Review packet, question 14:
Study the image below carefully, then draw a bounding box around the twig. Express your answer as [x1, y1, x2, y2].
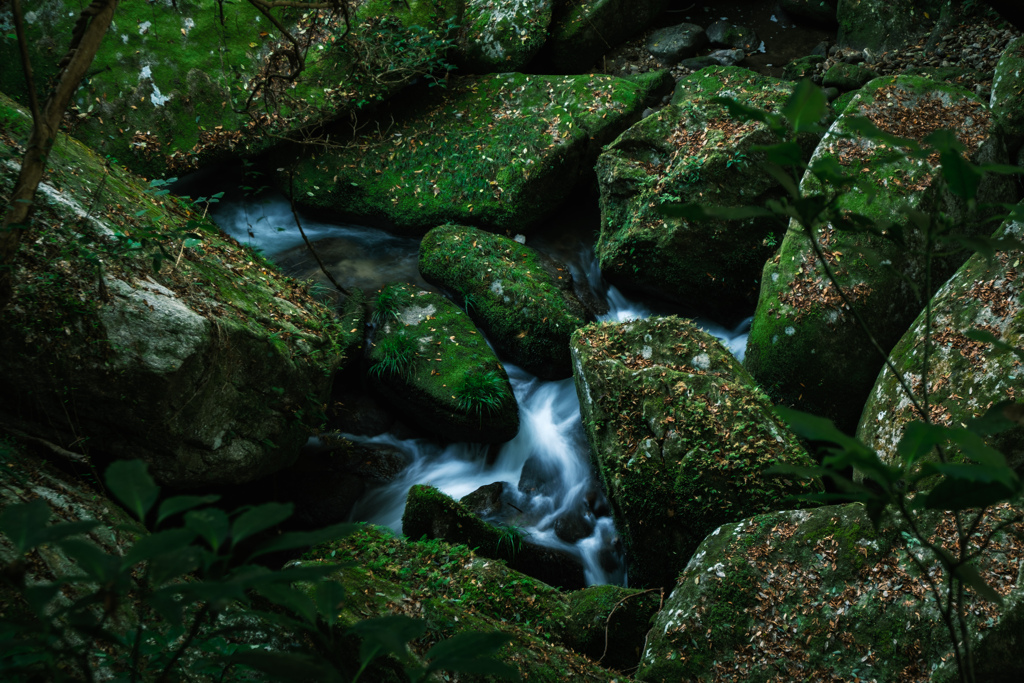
[287, 172, 351, 297]
[598, 588, 662, 663]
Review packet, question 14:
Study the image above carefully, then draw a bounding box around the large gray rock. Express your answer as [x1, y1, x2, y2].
[637, 503, 1024, 682]
[705, 21, 759, 51]
[857, 205, 1024, 473]
[837, 0, 946, 52]
[570, 317, 821, 589]
[745, 75, 1011, 434]
[0, 96, 353, 488]
[596, 67, 814, 312]
[645, 23, 709, 63]
[545, 0, 669, 72]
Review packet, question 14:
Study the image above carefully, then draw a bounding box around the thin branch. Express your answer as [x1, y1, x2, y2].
[287, 172, 351, 297]
[11, 0, 41, 123]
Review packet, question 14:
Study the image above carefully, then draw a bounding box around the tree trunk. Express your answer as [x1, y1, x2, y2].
[0, 0, 119, 311]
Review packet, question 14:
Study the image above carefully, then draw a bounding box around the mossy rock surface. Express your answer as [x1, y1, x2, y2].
[745, 75, 1006, 434]
[301, 525, 625, 682]
[403, 484, 585, 589]
[0, 94, 348, 487]
[561, 584, 661, 672]
[991, 35, 1024, 155]
[285, 71, 650, 234]
[459, 0, 553, 72]
[822, 61, 878, 91]
[596, 67, 813, 313]
[857, 205, 1024, 473]
[543, 0, 669, 72]
[570, 316, 821, 589]
[636, 503, 1024, 682]
[782, 54, 827, 81]
[836, 0, 945, 52]
[0, 0, 461, 177]
[419, 224, 587, 379]
[367, 283, 518, 443]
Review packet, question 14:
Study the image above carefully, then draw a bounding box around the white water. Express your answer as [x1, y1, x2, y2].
[211, 195, 750, 586]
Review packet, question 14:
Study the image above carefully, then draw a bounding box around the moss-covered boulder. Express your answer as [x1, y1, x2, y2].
[822, 61, 879, 91]
[837, 0, 945, 52]
[857, 206, 1024, 472]
[745, 75, 1008, 433]
[991, 36, 1024, 156]
[459, 0, 553, 72]
[285, 72, 651, 234]
[570, 317, 821, 589]
[304, 523, 661, 678]
[402, 484, 585, 589]
[367, 283, 518, 442]
[782, 54, 827, 81]
[543, 0, 669, 73]
[636, 503, 1024, 682]
[0, 0, 463, 177]
[419, 224, 587, 379]
[0, 95, 351, 487]
[595, 67, 814, 312]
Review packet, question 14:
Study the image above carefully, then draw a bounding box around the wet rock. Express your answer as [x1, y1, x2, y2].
[991, 36, 1024, 156]
[677, 55, 721, 71]
[705, 21, 759, 51]
[571, 317, 821, 589]
[545, 0, 670, 72]
[325, 389, 396, 437]
[596, 67, 817, 313]
[822, 61, 879, 90]
[419, 224, 588, 380]
[403, 485, 585, 589]
[708, 48, 746, 66]
[745, 75, 1012, 434]
[518, 455, 562, 497]
[553, 503, 596, 543]
[781, 0, 838, 27]
[586, 487, 612, 518]
[637, 503, 1024, 682]
[285, 72, 653, 235]
[858, 204, 1024, 475]
[645, 23, 709, 63]
[562, 585, 661, 673]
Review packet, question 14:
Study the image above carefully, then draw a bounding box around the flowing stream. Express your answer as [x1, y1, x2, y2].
[211, 193, 751, 586]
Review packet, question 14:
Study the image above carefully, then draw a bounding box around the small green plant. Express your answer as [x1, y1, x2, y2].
[371, 285, 403, 325]
[455, 369, 510, 420]
[495, 525, 528, 561]
[370, 332, 419, 379]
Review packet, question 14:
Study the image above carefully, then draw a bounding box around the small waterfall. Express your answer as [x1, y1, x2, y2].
[210, 196, 752, 586]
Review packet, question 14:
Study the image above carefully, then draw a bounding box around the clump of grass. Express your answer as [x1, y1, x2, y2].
[370, 332, 419, 379]
[455, 369, 510, 419]
[371, 284, 403, 325]
[495, 524, 528, 561]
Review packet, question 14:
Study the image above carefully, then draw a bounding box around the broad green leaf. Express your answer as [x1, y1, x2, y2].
[938, 148, 981, 200]
[946, 429, 1013, 470]
[40, 520, 101, 545]
[122, 528, 198, 567]
[760, 163, 801, 199]
[24, 583, 63, 616]
[227, 650, 341, 681]
[231, 502, 294, 547]
[257, 583, 317, 624]
[965, 328, 1024, 362]
[710, 96, 770, 124]
[185, 508, 231, 552]
[246, 522, 359, 562]
[156, 494, 221, 526]
[419, 631, 519, 681]
[754, 140, 805, 167]
[104, 460, 159, 522]
[59, 538, 122, 584]
[348, 615, 426, 665]
[148, 545, 205, 585]
[897, 421, 949, 465]
[953, 563, 1004, 605]
[782, 79, 827, 134]
[0, 499, 52, 552]
[314, 580, 348, 627]
[964, 400, 1022, 436]
[922, 466, 1016, 511]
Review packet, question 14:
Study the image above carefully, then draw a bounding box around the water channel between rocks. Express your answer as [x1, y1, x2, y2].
[211, 194, 752, 587]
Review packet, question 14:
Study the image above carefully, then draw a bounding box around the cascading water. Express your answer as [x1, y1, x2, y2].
[211, 193, 751, 586]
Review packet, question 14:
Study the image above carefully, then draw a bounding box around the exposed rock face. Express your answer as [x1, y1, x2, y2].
[991, 36, 1024, 156]
[745, 75, 1011, 434]
[636, 503, 1024, 683]
[857, 205, 1024, 473]
[460, 0, 553, 72]
[0, 95, 353, 488]
[822, 61, 879, 90]
[367, 283, 519, 443]
[705, 21, 759, 51]
[285, 72, 652, 234]
[544, 0, 670, 72]
[419, 224, 588, 379]
[645, 24, 709, 63]
[837, 0, 947, 53]
[570, 317, 821, 589]
[596, 67, 813, 313]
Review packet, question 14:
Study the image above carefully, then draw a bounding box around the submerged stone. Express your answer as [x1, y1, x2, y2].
[419, 224, 588, 379]
[570, 316, 821, 589]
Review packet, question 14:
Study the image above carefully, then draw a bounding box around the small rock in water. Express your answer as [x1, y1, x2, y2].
[514, 234, 526, 244]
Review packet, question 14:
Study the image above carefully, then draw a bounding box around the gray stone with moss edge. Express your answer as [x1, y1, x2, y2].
[0, 94, 352, 488]
[857, 204, 1024, 474]
[419, 224, 588, 379]
[284, 71, 652, 235]
[367, 283, 518, 443]
[744, 75, 1011, 434]
[570, 316, 822, 589]
[822, 61, 878, 91]
[596, 67, 813, 312]
[991, 36, 1024, 156]
[836, 0, 946, 52]
[636, 502, 1024, 682]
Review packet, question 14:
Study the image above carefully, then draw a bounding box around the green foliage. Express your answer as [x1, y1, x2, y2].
[455, 369, 511, 419]
[371, 284, 403, 325]
[495, 525, 528, 562]
[667, 78, 1024, 683]
[369, 332, 419, 379]
[0, 460, 517, 682]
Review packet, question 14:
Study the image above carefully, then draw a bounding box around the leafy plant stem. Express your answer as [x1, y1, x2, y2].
[160, 602, 212, 679]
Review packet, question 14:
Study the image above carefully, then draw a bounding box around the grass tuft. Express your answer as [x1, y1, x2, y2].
[370, 332, 419, 379]
[455, 369, 510, 419]
[372, 285, 403, 325]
